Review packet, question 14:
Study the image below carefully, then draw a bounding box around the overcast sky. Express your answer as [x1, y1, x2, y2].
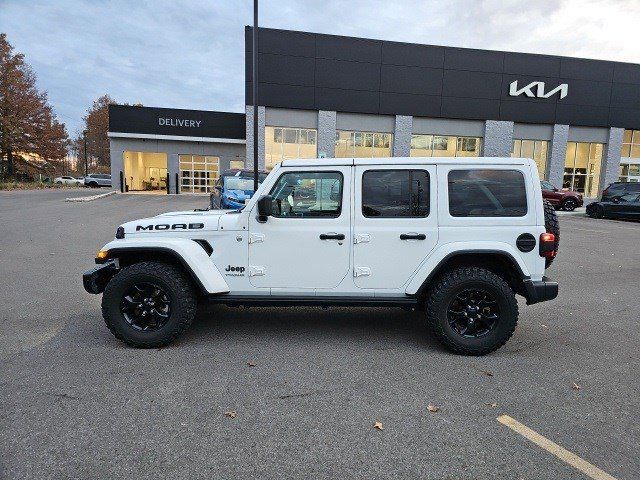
[1, 0, 639, 136]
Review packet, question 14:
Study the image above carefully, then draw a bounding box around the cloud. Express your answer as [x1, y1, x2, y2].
[1, 0, 638, 135]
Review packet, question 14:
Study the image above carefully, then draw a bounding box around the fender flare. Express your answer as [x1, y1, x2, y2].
[97, 238, 230, 295]
[405, 243, 530, 296]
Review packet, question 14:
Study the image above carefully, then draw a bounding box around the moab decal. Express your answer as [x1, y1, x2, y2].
[136, 223, 204, 231]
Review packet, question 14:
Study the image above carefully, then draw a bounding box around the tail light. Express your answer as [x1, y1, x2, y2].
[539, 232, 556, 258]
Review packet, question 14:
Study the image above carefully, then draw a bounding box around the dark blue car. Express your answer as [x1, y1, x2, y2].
[213, 169, 268, 209]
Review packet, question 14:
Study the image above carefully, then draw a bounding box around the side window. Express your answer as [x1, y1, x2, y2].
[269, 171, 343, 218]
[362, 170, 429, 217]
[448, 169, 527, 217]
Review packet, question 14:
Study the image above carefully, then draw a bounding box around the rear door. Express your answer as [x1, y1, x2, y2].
[353, 165, 438, 289]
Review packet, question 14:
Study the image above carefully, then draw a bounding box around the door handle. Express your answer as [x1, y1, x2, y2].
[320, 233, 345, 240]
[400, 233, 426, 240]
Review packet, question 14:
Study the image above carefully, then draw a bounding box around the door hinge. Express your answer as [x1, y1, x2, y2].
[354, 266, 371, 277]
[248, 266, 266, 277]
[249, 233, 265, 244]
[354, 233, 371, 244]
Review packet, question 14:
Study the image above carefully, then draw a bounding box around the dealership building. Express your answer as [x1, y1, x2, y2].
[109, 27, 640, 196]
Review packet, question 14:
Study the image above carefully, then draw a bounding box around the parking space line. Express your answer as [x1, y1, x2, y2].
[497, 415, 618, 480]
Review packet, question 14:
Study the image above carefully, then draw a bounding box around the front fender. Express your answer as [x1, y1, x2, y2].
[405, 242, 530, 295]
[98, 237, 229, 294]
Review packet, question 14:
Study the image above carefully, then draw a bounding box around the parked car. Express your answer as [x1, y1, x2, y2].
[586, 193, 640, 220]
[54, 175, 84, 186]
[600, 181, 640, 201]
[211, 169, 268, 209]
[540, 180, 583, 211]
[84, 173, 112, 188]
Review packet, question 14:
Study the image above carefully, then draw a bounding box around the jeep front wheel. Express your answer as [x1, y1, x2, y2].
[425, 267, 518, 356]
[101, 261, 197, 348]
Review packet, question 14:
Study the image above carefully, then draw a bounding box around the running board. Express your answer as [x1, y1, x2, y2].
[206, 294, 419, 308]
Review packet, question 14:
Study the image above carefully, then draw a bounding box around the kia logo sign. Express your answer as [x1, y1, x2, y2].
[158, 118, 202, 128]
[509, 80, 568, 99]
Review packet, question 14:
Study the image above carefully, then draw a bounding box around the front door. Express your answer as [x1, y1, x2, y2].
[248, 167, 351, 290]
[353, 165, 438, 289]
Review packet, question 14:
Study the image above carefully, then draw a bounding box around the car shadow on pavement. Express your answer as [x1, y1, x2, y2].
[181, 304, 444, 351]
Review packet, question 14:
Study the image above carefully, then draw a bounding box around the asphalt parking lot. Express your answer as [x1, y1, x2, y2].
[1, 189, 638, 480]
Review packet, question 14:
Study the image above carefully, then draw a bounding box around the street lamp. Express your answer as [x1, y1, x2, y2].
[83, 129, 88, 177]
[252, 0, 259, 191]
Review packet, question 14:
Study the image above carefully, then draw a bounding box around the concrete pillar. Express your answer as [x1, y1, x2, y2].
[392, 115, 413, 157]
[547, 124, 569, 188]
[245, 105, 265, 170]
[599, 127, 624, 195]
[482, 120, 514, 157]
[168, 153, 179, 194]
[317, 110, 336, 158]
[108, 139, 123, 191]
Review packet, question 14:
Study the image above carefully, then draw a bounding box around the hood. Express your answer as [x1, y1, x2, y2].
[225, 189, 253, 199]
[121, 210, 225, 235]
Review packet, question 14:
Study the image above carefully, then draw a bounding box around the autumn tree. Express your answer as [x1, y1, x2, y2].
[72, 94, 115, 171]
[0, 33, 69, 180]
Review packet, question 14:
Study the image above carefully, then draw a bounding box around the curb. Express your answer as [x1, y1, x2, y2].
[65, 190, 117, 203]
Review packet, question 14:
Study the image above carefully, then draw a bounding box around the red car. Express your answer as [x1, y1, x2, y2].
[540, 180, 583, 211]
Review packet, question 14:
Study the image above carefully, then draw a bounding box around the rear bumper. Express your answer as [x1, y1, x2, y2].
[83, 261, 118, 294]
[523, 277, 558, 305]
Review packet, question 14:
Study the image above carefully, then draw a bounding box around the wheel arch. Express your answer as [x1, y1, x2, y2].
[411, 250, 529, 303]
[97, 241, 229, 295]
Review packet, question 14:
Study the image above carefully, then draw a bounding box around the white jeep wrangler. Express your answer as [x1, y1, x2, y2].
[84, 157, 559, 355]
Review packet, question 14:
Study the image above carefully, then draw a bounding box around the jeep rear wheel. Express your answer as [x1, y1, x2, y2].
[425, 267, 518, 356]
[101, 261, 197, 348]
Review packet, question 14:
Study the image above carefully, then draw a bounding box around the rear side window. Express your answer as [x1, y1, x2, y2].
[448, 169, 527, 217]
[362, 169, 429, 217]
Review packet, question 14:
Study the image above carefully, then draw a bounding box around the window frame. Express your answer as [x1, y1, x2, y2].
[361, 169, 431, 219]
[447, 168, 528, 218]
[267, 170, 344, 219]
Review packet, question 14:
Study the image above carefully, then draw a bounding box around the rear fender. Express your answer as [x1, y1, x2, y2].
[405, 242, 530, 295]
[98, 238, 229, 294]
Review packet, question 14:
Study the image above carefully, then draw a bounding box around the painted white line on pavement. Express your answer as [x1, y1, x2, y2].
[65, 190, 117, 202]
[497, 415, 617, 480]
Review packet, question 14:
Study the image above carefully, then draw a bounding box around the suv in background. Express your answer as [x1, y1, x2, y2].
[540, 180, 583, 211]
[601, 181, 640, 201]
[212, 169, 268, 209]
[84, 173, 112, 188]
[84, 157, 559, 356]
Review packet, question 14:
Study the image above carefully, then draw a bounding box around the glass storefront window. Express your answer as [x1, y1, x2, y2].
[621, 129, 640, 158]
[512, 139, 549, 180]
[619, 162, 640, 182]
[265, 126, 317, 170]
[410, 135, 481, 157]
[179, 155, 220, 194]
[335, 130, 393, 158]
[563, 142, 603, 197]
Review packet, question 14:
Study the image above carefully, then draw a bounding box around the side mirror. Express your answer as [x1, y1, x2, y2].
[257, 195, 273, 222]
[612, 197, 620, 204]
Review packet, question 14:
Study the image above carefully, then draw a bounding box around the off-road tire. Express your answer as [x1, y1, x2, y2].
[425, 267, 518, 356]
[543, 199, 559, 268]
[561, 198, 577, 211]
[101, 261, 197, 348]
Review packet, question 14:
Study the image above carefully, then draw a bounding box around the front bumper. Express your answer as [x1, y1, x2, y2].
[523, 277, 558, 305]
[83, 261, 118, 294]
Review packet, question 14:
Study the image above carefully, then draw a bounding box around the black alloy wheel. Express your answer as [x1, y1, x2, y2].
[120, 282, 171, 331]
[563, 198, 577, 211]
[447, 288, 499, 338]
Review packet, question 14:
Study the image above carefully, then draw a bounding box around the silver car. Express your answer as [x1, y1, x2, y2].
[84, 174, 112, 188]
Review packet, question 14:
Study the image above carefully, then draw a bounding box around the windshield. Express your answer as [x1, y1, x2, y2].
[224, 174, 266, 191]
